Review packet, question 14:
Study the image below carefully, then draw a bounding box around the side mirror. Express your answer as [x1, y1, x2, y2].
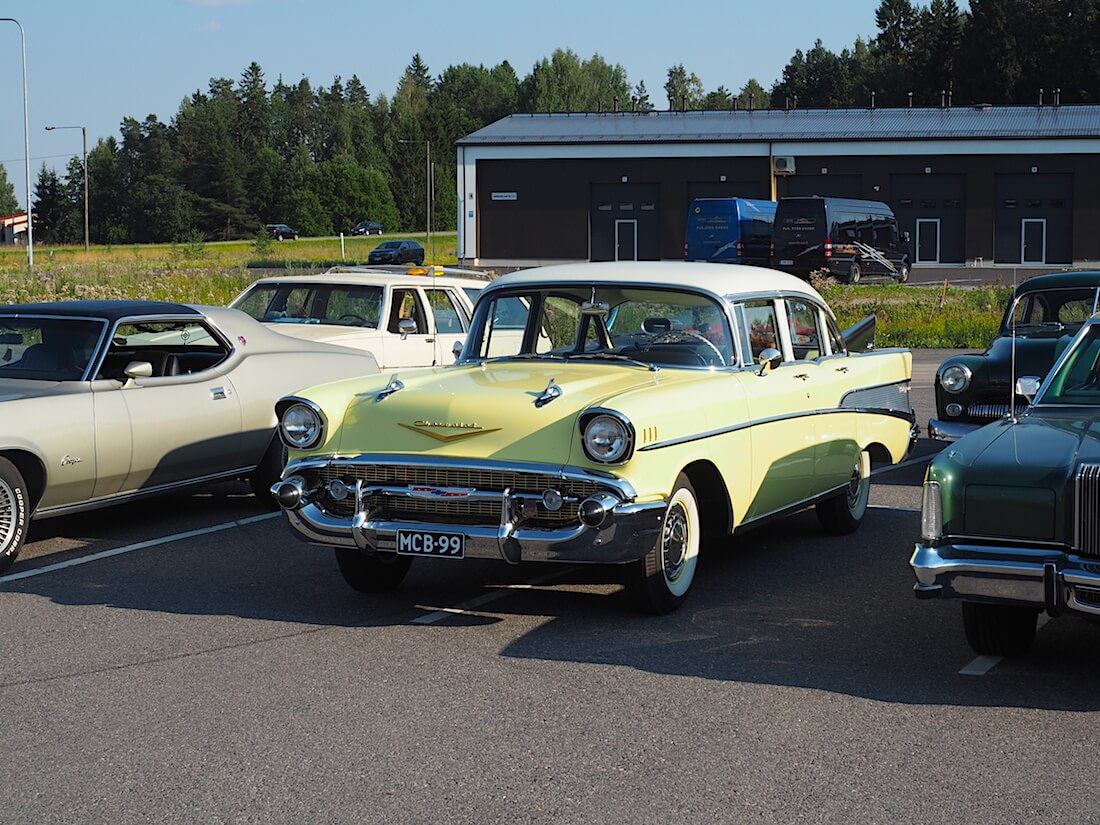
[1015, 375, 1042, 402]
[452, 339, 464, 362]
[756, 347, 782, 376]
[124, 360, 154, 379]
[902, 231, 911, 244]
[398, 318, 418, 338]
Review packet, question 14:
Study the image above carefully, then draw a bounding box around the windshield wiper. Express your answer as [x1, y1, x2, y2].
[564, 352, 659, 371]
[1011, 321, 1066, 333]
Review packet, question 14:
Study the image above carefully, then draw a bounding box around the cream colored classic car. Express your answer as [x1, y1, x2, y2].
[230, 266, 488, 369]
[0, 300, 379, 574]
[272, 262, 916, 613]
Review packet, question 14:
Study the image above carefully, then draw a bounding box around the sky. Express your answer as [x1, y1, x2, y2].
[0, 0, 890, 211]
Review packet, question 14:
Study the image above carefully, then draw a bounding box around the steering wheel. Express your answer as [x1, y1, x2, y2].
[338, 313, 367, 325]
[653, 329, 727, 366]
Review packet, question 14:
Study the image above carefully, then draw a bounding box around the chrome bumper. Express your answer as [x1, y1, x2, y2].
[927, 417, 980, 442]
[283, 499, 666, 564]
[911, 541, 1100, 616]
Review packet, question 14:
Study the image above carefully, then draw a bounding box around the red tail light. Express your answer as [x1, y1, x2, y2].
[824, 237, 833, 259]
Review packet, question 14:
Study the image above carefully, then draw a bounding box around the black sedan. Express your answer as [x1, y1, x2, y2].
[351, 220, 383, 236]
[266, 224, 299, 241]
[367, 240, 424, 265]
[929, 271, 1100, 441]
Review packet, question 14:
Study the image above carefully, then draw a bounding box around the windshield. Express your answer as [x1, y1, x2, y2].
[1038, 324, 1100, 405]
[376, 242, 400, 250]
[0, 316, 106, 380]
[233, 283, 383, 328]
[1003, 287, 1098, 336]
[465, 285, 735, 369]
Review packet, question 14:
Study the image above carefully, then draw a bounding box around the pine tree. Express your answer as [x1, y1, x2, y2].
[0, 164, 18, 216]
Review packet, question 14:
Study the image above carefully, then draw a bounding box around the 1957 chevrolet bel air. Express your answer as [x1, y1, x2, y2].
[272, 262, 916, 613]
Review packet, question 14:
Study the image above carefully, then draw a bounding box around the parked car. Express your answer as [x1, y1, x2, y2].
[929, 271, 1100, 441]
[913, 313, 1100, 654]
[0, 300, 379, 575]
[351, 220, 384, 236]
[266, 224, 299, 241]
[684, 197, 776, 266]
[270, 262, 917, 613]
[231, 265, 489, 369]
[772, 196, 910, 283]
[368, 240, 424, 265]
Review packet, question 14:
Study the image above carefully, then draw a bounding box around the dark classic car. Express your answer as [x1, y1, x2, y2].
[930, 271, 1100, 441]
[912, 314, 1100, 654]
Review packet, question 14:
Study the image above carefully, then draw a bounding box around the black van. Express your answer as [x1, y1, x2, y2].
[772, 196, 910, 283]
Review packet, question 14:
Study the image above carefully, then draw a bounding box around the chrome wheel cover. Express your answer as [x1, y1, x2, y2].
[662, 502, 689, 583]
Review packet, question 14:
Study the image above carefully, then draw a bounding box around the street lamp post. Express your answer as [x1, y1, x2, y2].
[45, 125, 88, 251]
[1, 18, 32, 268]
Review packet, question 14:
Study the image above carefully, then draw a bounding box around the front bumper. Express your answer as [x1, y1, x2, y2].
[927, 417, 980, 442]
[911, 540, 1100, 616]
[275, 456, 666, 565]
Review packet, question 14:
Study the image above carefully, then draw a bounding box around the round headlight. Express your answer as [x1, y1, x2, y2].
[582, 413, 632, 464]
[281, 403, 323, 449]
[939, 364, 971, 394]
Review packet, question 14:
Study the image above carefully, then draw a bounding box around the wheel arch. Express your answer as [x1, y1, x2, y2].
[680, 459, 732, 537]
[864, 441, 893, 469]
[0, 449, 47, 510]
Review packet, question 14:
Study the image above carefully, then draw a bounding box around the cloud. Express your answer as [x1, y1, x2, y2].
[193, 20, 223, 32]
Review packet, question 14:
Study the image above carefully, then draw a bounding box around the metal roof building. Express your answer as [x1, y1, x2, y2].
[455, 106, 1100, 269]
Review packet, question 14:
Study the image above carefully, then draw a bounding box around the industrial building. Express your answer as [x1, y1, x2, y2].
[455, 105, 1100, 269]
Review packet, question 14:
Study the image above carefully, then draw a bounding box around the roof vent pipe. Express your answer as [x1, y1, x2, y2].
[613, 96, 619, 113]
[681, 94, 686, 112]
[870, 90, 876, 110]
[1055, 87, 1061, 106]
[940, 89, 946, 108]
[948, 89, 953, 107]
[631, 96, 637, 113]
[748, 91, 755, 111]
[1038, 88, 1044, 107]
[908, 91, 913, 108]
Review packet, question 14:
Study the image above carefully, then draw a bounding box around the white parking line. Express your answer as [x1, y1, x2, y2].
[411, 568, 576, 624]
[870, 452, 938, 477]
[0, 512, 280, 584]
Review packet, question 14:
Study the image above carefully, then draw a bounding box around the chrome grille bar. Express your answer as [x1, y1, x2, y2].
[966, 403, 1010, 421]
[1076, 463, 1100, 557]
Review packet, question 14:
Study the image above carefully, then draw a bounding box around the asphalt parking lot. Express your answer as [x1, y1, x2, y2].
[4, 349, 1099, 824]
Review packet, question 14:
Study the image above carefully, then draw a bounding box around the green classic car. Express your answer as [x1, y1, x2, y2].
[913, 314, 1100, 654]
[273, 262, 916, 613]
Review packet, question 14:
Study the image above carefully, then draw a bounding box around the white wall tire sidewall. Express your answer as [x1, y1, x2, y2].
[663, 485, 700, 598]
[848, 453, 870, 522]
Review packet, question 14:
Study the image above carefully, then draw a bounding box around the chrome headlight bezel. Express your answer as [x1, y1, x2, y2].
[939, 364, 972, 394]
[278, 399, 325, 450]
[579, 409, 635, 465]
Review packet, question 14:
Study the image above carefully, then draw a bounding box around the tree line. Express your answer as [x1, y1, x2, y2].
[3, 0, 1098, 246]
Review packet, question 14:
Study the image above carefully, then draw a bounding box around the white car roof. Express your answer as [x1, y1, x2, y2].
[483, 261, 826, 303]
[246, 265, 490, 291]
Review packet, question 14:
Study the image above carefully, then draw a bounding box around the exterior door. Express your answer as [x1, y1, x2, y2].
[1022, 219, 1046, 264]
[916, 218, 940, 263]
[615, 220, 637, 261]
[381, 288, 435, 368]
[423, 287, 469, 365]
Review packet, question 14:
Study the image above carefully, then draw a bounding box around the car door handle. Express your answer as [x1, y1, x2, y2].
[793, 373, 809, 381]
[835, 366, 849, 373]
[425, 337, 435, 343]
[210, 387, 227, 400]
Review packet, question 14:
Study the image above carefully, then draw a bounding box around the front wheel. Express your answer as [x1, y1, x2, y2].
[816, 450, 870, 534]
[962, 601, 1039, 656]
[335, 549, 413, 592]
[0, 457, 29, 575]
[249, 435, 288, 504]
[847, 261, 862, 284]
[895, 262, 910, 283]
[625, 473, 700, 614]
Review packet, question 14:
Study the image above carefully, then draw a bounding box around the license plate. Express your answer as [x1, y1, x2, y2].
[779, 259, 794, 266]
[396, 529, 465, 558]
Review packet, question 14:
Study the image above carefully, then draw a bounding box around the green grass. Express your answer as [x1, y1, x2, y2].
[0, 240, 1011, 348]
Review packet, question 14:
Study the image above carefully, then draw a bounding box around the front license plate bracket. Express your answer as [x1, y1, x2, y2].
[396, 529, 465, 558]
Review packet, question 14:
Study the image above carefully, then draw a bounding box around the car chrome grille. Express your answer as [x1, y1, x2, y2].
[1074, 586, 1100, 607]
[966, 403, 1010, 421]
[313, 463, 601, 527]
[1076, 463, 1100, 557]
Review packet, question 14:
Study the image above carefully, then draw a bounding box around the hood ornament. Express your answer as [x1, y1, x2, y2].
[535, 378, 562, 408]
[376, 375, 404, 402]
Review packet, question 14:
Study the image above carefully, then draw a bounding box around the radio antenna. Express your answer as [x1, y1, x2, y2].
[1010, 269, 1018, 423]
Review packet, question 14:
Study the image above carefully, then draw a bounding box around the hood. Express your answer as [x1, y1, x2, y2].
[979, 335, 1074, 384]
[331, 361, 664, 464]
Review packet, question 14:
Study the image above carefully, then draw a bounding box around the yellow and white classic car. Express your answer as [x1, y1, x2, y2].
[272, 262, 916, 613]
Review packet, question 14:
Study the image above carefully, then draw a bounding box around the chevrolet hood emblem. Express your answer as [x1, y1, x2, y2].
[398, 421, 501, 443]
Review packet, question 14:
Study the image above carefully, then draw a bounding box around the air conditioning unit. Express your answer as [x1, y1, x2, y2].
[772, 156, 796, 175]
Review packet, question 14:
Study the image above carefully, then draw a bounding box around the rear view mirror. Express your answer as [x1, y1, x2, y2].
[0, 333, 22, 345]
[1015, 375, 1041, 401]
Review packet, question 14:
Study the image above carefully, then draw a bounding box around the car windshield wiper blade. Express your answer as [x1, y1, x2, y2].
[485, 353, 566, 362]
[1011, 321, 1065, 331]
[564, 352, 659, 371]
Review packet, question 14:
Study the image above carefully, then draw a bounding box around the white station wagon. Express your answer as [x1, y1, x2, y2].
[231, 266, 489, 369]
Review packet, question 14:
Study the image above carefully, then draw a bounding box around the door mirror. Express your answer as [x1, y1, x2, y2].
[902, 230, 911, 244]
[397, 318, 418, 338]
[756, 348, 782, 375]
[452, 339, 464, 361]
[1015, 375, 1042, 401]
